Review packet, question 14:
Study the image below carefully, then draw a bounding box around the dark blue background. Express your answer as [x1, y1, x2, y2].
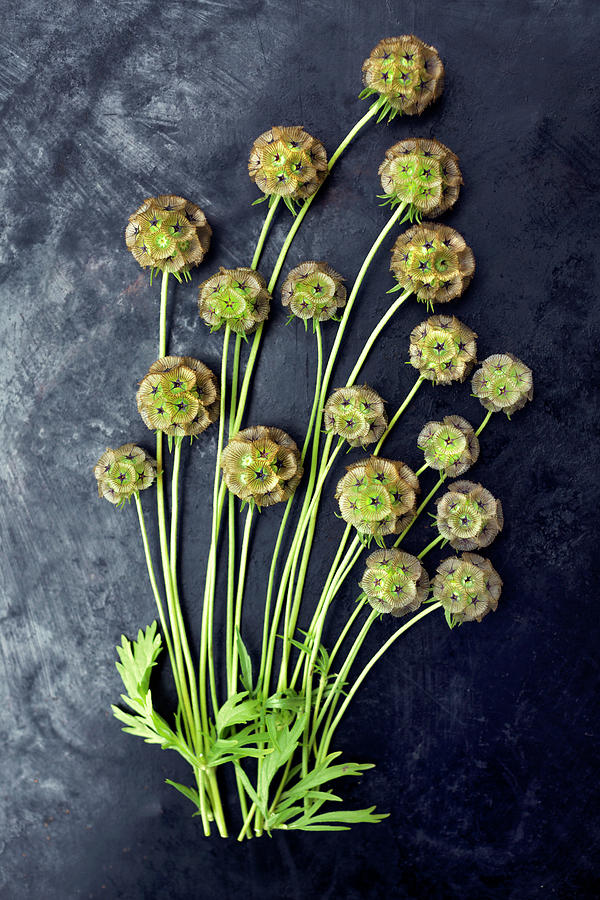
[1, 0, 598, 897]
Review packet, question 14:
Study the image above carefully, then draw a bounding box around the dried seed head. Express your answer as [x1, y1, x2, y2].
[432, 553, 502, 625]
[359, 548, 430, 617]
[436, 481, 504, 551]
[409, 315, 477, 384]
[472, 354, 533, 417]
[136, 356, 219, 437]
[362, 35, 444, 116]
[248, 126, 328, 203]
[335, 457, 420, 538]
[221, 426, 303, 507]
[417, 415, 480, 477]
[379, 138, 462, 217]
[125, 195, 211, 274]
[94, 443, 156, 506]
[391, 224, 475, 305]
[324, 385, 387, 448]
[281, 261, 346, 322]
[198, 267, 271, 336]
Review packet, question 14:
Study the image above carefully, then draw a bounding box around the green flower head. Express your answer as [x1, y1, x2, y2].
[432, 553, 502, 626]
[472, 354, 533, 417]
[221, 426, 303, 508]
[379, 138, 462, 217]
[198, 267, 271, 336]
[417, 415, 480, 477]
[436, 481, 504, 552]
[94, 443, 156, 506]
[359, 548, 429, 617]
[391, 223, 475, 305]
[248, 126, 328, 206]
[335, 457, 420, 539]
[137, 356, 220, 438]
[281, 261, 346, 322]
[361, 35, 444, 118]
[125, 194, 211, 275]
[324, 385, 387, 448]
[409, 315, 477, 384]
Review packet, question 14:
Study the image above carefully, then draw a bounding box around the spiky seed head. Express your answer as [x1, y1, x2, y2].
[94, 443, 156, 505]
[391, 223, 475, 305]
[409, 315, 477, 384]
[360, 548, 429, 617]
[125, 195, 211, 274]
[324, 385, 387, 448]
[136, 356, 219, 437]
[436, 481, 504, 551]
[379, 138, 462, 217]
[362, 35, 444, 116]
[220, 426, 303, 507]
[472, 354, 533, 416]
[417, 416, 480, 477]
[433, 553, 502, 625]
[281, 261, 346, 322]
[198, 267, 271, 336]
[335, 456, 420, 538]
[248, 126, 328, 203]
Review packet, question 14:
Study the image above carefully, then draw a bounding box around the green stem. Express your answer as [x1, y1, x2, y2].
[345, 288, 412, 387]
[415, 462, 429, 478]
[230, 502, 254, 694]
[392, 473, 446, 549]
[169, 437, 183, 581]
[328, 100, 381, 168]
[251, 196, 281, 270]
[373, 375, 425, 456]
[418, 534, 444, 559]
[476, 409, 493, 436]
[159, 270, 169, 357]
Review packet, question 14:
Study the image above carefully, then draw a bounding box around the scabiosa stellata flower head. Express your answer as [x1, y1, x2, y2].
[361, 35, 444, 120]
[409, 315, 477, 384]
[125, 195, 211, 278]
[198, 267, 271, 337]
[136, 356, 219, 438]
[390, 223, 475, 306]
[248, 126, 328, 211]
[379, 138, 462, 218]
[432, 553, 502, 626]
[94, 444, 156, 506]
[436, 481, 504, 551]
[359, 548, 429, 617]
[417, 416, 480, 477]
[221, 426, 303, 508]
[335, 457, 420, 541]
[281, 261, 346, 322]
[324, 385, 387, 448]
[472, 354, 533, 417]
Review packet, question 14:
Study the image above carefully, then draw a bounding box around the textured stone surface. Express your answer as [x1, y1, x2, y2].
[1, 0, 599, 897]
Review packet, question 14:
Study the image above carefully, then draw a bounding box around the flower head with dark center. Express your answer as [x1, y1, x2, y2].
[390, 223, 475, 305]
[409, 315, 477, 384]
[359, 548, 429, 617]
[324, 385, 387, 448]
[281, 261, 346, 322]
[472, 354, 533, 416]
[137, 356, 219, 437]
[94, 444, 156, 505]
[436, 481, 504, 551]
[361, 35, 444, 117]
[335, 457, 420, 538]
[125, 195, 211, 275]
[248, 126, 328, 205]
[379, 138, 462, 217]
[198, 267, 271, 336]
[220, 426, 303, 508]
[417, 415, 480, 477]
[433, 553, 502, 625]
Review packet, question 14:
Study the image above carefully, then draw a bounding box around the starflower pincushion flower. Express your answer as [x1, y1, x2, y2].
[409, 315, 477, 384]
[417, 416, 480, 476]
[323, 385, 387, 448]
[435, 481, 504, 551]
[281, 261, 346, 322]
[248, 126, 328, 205]
[198, 268, 271, 336]
[472, 354, 533, 416]
[137, 356, 220, 437]
[361, 35, 444, 117]
[432, 553, 502, 624]
[335, 457, 419, 538]
[125, 195, 212, 275]
[221, 426, 303, 507]
[94, 444, 156, 505]
[390, 224, 475, 304]
[359, 548, 429, 617]
[379, 138, 462, 216]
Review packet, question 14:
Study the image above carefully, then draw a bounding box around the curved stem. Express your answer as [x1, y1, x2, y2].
[392, 473, 446, 548]
[476, 409, 493, 436]
[230, 503, 255, 694]
[328, 101, 381, 168]
[345, 289, 412, 387]
[418, 533, 444, 559]
[373, 376, 425, 455]
[251, 196, 281, 270]
[415, 462, 430, 478]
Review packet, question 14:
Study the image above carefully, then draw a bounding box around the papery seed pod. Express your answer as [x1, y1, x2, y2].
[379, 138, 462, 217]
[436, 481, 504, 551]
[432, 553, 502, 624]
[281, 261, 346, 322]
[137, 356, 219, 437]
[472, 354, 533, 416]
[324, 385, 387, 448]
[94, 443, 156, 505]
[390, 224, 475, 305]
[248, 126, 328, 203]
[409, 315, 477, 384]
[221, 426, 303, 507]
[361, 35, 444, 116]
[198, 267, 271, 336]
[335, 457, 419, 538]
[125, 195, 211, 274]
[359, 548, 429, 617]
[417, 416, 480, 477]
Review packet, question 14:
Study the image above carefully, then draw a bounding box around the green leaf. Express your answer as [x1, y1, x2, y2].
[279, 752, 375, 802]
[115, 622, 162, 703]
[251, 195, 268, 206]
[165, 780, 200, 810]
[235, 628, 254, 694]
[215, 692, 260, 734]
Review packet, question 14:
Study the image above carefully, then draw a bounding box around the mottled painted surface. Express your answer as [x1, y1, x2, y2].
[1, 0, 598, 897]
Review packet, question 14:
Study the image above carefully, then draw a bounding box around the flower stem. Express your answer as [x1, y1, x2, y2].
[392, 473, 446, 549]
[251, 196, 281, 270]
[169, 436, 183, 581]
[328, 100, 381, 168]
[476, 409, 493, 436]
[373, 375, 425, 455]
[418, 534, 444, 559]
[230, 502, 255, 694]
[159, 269, 169, 358]
[345, 288, 412, 387]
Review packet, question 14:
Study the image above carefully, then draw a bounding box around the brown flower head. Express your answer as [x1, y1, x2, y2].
[94, 443, 156, 506]
[409, 315, 477, 384]
[281, 261, 346, 322]
[361, 35, 444, 119]
[379, 138, 462, 217]
[436, 481, 504, 551]
[359, 548, 429, 617]
[390, 224, 475, 306]
[137, 356, 219, 437]
[417, 416, 480, 477]
[248, 126, 328, 209]
[220, 426, 303, 508]
[472, 354, 533, 417]
[335, 457, 419, 540]
[125, 195, 211, 277]
[432, 553, 502, 626]
[198, 267, 271, 336]
[324, 385, 387, 448]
